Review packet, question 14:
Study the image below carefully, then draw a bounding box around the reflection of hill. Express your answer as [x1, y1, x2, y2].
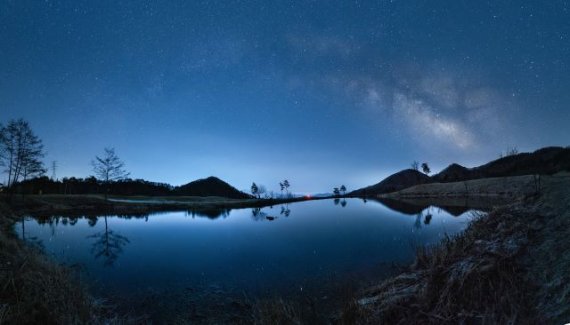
[374, 196, 506, 216]
[373, 198, 427, 215]
[188, 208, 231, 219]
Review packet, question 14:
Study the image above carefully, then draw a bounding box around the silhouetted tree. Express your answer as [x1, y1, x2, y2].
[421, 162, 431, 175]
[279, 182, 284, 197]
[333, 187, 340, 196]
[91, 148, 129, 200]
[340, 185, 347, 195]
[283, 179, 290, 197]
[411, 160, 419, 171]
[251, 182, 259, 198]
[0, 119, 46, 190]
[500, 146, 519, 158]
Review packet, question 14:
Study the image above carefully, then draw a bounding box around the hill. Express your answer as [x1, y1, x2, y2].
[350, 169, 433, 196]
[173, 176, 252, 199]
[352, 146, 570, 196]
[433, 146, 570, 182]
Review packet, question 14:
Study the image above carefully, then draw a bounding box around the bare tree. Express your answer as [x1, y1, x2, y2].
[91, 148, 129, 199]
[282, 179, 290, 197]
[340, 185, 347, 196]
[500, 146, 519, 158]
[411, 161, 419, 171]
[0, 119, 46, 190]
[257, 184, 267, 199]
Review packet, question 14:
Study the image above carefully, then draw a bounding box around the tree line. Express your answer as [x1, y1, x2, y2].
[0, 118, 292, 199]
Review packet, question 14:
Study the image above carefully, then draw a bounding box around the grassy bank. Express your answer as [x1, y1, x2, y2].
[4, 193, 320, 217]
[383, 174, 540, 198]
[0, 199, 97, 323]
[3, 174, 569, 323]
[345, 174, 570, 323]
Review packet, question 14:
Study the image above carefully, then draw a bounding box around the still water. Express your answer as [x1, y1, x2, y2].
[18, 198, 479, 319]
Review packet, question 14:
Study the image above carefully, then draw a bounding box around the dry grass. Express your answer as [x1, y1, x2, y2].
[0, 200, 95, 323]
[0, 198, 139, 324]
[350, 206, 543, 324]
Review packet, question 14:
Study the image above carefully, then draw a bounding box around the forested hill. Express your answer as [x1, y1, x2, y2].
[173, 176, 252, 199]
[14, 176, 252, 199]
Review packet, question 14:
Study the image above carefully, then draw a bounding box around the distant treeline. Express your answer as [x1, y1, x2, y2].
[13, 176, 174, 196]
[7, 175, 253, 199]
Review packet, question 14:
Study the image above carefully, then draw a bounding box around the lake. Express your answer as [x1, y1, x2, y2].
[17, 198, 481, 321]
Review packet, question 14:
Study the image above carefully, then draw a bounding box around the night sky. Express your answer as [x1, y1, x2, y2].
[1, 1, 569, 193]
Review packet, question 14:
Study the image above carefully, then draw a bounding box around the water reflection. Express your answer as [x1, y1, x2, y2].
[187, 208, 232, 219]
[18, 198, 486, 321]
[88, 216, 130, 267]
[251, 204, 291, 221]
[372, 196, 501, 216]
[280, 205, 291, 217]
[333, 198, 347, 207]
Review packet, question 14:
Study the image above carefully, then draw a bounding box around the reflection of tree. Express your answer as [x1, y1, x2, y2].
[280, 205, 291, 217]
[20, 217, 43, 249]
[333, 198, 347, 207]
[87, 217, 98, 227]
[414, 212, 423, 230]
[251, 207, 267, 221]
[88, 216, 129, 267]
[424, 214, 432, 225]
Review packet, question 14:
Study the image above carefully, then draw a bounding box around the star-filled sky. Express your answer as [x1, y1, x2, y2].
[1, 0, 569, 193]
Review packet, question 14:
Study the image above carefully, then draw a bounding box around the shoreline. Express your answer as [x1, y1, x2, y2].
[3, 194, 329, 217]
[345, 174, 570, 323]
[2, 174, 569, 323]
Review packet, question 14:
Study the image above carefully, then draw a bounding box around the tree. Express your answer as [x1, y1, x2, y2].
[282, 179, 290, 197]
[411, 160, 419, 171]
[279, 182, 284, 197]
[499, 146, 519, 158]
[0, 119, 46, 190]
[91, 148, 129, 199]
[421, 162, 431, 175]
[340, 185, 347, 195]
[251, 182, 258, 198]
[257, 184, 267, 199]
[333, 187, 340, 196]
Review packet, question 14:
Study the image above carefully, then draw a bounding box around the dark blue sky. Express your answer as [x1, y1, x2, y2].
[1, 0, 569, 193]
